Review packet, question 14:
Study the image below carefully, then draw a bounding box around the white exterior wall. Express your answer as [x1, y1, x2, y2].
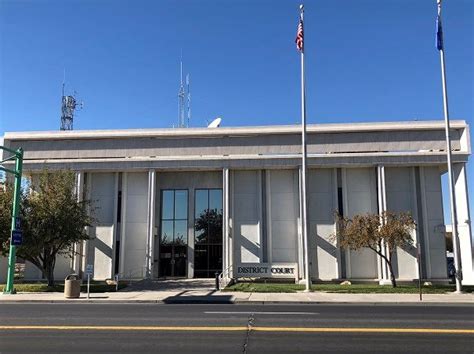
[385, 167, 418, 280]
[87, 173, 116, 280]
[54, 254, 74, 280]
[267, 170, 299, 263]
[421, 167, 447, 279]
[233, 171, 262, 264]
[2, 120, 470, 284]
[23, 255, 72, 281]
[344, 168, 378, 279]
[120, 172, 148, 279]
[23, 261, 41, 280]
[308, 169, 339, 280]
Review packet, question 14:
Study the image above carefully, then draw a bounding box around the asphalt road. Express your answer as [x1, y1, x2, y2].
[0, 303, 473, 353]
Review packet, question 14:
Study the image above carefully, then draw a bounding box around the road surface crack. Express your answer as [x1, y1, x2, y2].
[242, 312, 255, 353]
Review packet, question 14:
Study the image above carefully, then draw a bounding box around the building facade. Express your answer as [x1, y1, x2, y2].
[1, 120, 473, 285]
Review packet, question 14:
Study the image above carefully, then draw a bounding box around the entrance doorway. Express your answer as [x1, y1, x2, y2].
[194, 189, 223, 278]
[159, 190, 188, 277]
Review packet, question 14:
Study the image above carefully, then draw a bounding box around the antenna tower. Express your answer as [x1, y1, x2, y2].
[177, 58, 191, 128]
[186, 73, 191, 127]
[60, 75, 82, 131]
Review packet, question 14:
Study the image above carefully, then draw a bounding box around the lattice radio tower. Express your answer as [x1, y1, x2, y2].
[60, 75, 82, 131]
[177, 59, 191, 128]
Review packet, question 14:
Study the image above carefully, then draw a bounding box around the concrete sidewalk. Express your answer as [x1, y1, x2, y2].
[1, 289, 473, 304]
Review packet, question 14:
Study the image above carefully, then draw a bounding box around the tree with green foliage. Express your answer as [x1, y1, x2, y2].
[0, 170, 93, 286]
[0, 183, 15, 255]
[333, 211, 416, 288]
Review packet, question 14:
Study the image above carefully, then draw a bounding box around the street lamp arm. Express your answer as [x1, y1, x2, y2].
[0, 166, 20, 176]
[0, 146, 22, 156]
[1, 155, 17, 164]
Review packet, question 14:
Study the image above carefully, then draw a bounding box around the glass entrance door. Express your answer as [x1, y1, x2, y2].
[159, 190, 188, 277]
[194, 189, 223, 278]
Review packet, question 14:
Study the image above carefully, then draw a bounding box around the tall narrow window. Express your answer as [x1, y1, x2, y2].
[194, 189, 223, 278]
[159, 190, 188, 277]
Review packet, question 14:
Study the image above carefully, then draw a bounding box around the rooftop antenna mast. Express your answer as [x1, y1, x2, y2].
[177, 54, 191, 128]
[178, 59, 186, 128]
[60, 70, 82, 131]
[186, 73, 191, 127]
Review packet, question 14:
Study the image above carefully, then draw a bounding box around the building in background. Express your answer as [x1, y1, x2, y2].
[1, 120, 473, 285]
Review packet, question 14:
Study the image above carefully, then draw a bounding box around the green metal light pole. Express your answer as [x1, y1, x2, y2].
[1, 146, 23, 294]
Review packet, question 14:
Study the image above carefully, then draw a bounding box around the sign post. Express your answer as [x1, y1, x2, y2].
[86, 264, 94, 299]
[417, 243, 423, 301]
[1, 146, 23, 294]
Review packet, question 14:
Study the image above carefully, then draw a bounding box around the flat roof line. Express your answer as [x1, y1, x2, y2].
[2, 120, 468, 141]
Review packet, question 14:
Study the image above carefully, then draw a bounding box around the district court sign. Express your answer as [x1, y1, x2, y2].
[235, 263, 298, 279]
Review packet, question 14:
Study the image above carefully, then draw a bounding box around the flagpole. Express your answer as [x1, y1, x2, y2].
[437, 0, 462, 293]
[299, 4, 311, 292]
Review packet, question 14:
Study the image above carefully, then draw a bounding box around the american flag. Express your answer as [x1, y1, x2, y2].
[295, 18, 304, 52]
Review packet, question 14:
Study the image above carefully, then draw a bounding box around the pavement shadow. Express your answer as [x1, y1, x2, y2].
[161, 289, 234, 304]
[120, 279, 216, 292]
[162, 295, 234, 304]
[63, 296, 110, 300]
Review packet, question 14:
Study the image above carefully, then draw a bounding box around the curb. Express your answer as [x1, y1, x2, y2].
[0, 299, 167, 304]
[233, 300, 474, 305]
[1, 299, 473, 305]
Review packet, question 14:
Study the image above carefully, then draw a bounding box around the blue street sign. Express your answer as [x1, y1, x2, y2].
[15, 217, 21, 230]
[86, 264, 94, 275]
[11, 230, 22, 246]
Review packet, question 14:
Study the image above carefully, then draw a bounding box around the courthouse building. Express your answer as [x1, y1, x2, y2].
[1, 120, 473, 285]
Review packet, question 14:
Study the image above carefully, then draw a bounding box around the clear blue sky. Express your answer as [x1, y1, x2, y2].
[0, 0, 473, 223]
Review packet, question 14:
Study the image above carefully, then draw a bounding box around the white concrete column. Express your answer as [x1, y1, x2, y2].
[257, 171, 264, 262]
[411, 167, 424, 280]
[82, 172, 92, 279]
[187, 186, 194, 279]
[145, 170, 156, 279]
[230, 170, 235, 278]
[223, 168, 230, 278]
[73, 171, 84, 275]
[297, 166, 305, 281]
[119, 173, 127, 276]
[453, 163, 474, 285]
[418, 167, 432, 278]
[112, 173, 119, 276]
[265, 170, 272, 264]
[377, 165, 390, 284]
[332, 168, 343, 279]
[341, 168, 351, 279]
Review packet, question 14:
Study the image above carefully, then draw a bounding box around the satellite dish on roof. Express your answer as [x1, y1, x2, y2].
[207, 117, 222, 128]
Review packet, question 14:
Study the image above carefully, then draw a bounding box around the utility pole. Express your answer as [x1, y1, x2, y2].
[1, 146, 23, 294]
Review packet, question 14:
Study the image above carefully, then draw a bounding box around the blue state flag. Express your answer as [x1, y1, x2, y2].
[436, 15, 443, 50]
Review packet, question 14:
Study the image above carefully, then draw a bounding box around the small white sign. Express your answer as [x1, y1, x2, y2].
[86, 264, 94, 275]
[235, 263, 298, 279]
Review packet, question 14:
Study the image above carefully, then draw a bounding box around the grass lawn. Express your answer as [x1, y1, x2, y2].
[1, 281, 128, 293]
[224, 282, 474, 294]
